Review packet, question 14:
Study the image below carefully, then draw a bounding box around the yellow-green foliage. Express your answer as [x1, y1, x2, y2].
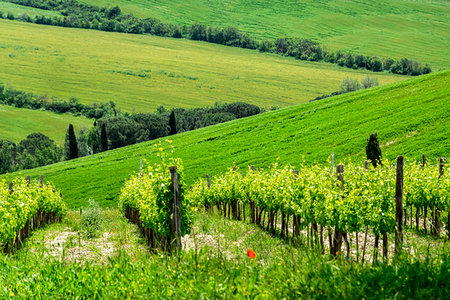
[188, 161, 450, 235]
[0, 177, 66, 245]
[0, 19, 404, 112]
[119, 142, 194, 236]
[0, 105, 92, 145]
[83, 0, 450, 69]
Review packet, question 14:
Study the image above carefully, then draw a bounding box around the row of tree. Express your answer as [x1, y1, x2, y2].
[0, 85, 117, 119]
[1, 0, 431, 76]
[0, 102, 261, 174]
[0, 123, 108, 174]
[94, 102, 261, 150]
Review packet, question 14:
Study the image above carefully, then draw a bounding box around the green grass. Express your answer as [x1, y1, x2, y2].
[1, 208, 448, 298]
[0, 1, 61, 18]
[2, 71, 448, 208]
[0, 104, 92, 145]
[81, 0, 450, 69]
[0, 19, 405, 113]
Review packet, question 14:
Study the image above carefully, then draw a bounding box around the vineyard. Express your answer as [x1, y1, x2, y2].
[0, 176, 66, 253]
[113, 144, 449, 263]
[118, 143, 195, 252]
[188, 156, 449, 262]
[0, 153, 448, 298]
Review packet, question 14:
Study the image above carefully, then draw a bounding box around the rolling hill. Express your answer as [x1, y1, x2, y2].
[2, 70, 448, 208]
[0, 105, 92, 145]
[81, 0, 450, 69]
[0, 19, 404, 113]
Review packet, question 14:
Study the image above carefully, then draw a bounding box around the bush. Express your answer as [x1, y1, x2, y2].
[340, 77, 361, 93]
[361, 76, 379, 89]
[80, 200, 102, 239]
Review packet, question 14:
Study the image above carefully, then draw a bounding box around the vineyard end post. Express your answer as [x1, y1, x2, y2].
[439, 158, 445, 178]
[169, 166, 182, 251]
[206, 174, 210, 189]
[8, 182, 14, 194]
[337, 165, 344, 191]
[39, 175, 44, 187]
[395, 155, 404, 254]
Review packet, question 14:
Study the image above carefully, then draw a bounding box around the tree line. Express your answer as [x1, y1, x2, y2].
[0, 85, 117, 119]
[0, 102, 261, 174]
[0, 0, 432, 76]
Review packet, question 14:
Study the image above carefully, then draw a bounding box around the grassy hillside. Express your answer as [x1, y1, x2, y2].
[0, 19, 404, 112]
[81, 0, 450, 69]
[3, 71, 448, 208]
[0, 105, 92, 145]
[0, 1, 61, 18]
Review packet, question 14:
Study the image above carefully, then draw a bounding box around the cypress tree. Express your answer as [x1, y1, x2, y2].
[169, 110, 177, 135]
[65, 124, 78, 160]
[100, 123, 108, 152]
[365, 132, 382, 167]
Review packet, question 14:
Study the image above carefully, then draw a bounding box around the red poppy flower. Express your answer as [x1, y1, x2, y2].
[247, 249, 256, 258]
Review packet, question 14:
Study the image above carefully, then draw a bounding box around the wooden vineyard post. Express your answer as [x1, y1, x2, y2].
[250, 165, 256, 224]
[139, 159, 143, 175]
[364, 160, 369, 170]
[438, 158, 445, 237]
[205, 174, 213, 214]
[331, 165, 344, 256]
[169, 166, 182, 252]
[206, 174, 211, 189]
[395, 155, 404, 255]
[8, 182, 14, 194]
[39, 175, 44, 187]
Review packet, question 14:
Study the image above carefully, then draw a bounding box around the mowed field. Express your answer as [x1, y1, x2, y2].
[3, 71, 448, 208]
[0, 19, 405, 112]
[82, 0, 450, 69]
[0, 105, 92, 145]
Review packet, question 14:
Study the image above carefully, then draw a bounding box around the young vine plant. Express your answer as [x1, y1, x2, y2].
[187, 159, 449, 237]
[118, 140, 194, 237]
[0, 177, 66, 248]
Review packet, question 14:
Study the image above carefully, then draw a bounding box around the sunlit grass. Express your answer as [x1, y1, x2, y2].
[1, 71, 448, 208]
[0, 19, 405, 112]
[0, 104, 92, 145]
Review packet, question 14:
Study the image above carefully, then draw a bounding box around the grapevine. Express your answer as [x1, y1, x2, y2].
[0, 177, 66, 251]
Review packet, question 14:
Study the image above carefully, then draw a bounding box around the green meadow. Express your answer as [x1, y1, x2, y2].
[0, 1, 61, 18]
[3, 71, 448, 208]
[82, 0, 450, 69]
[0, 19, 404, 113]
[0, 105, 92, 145]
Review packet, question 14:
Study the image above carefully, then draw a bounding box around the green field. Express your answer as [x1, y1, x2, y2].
[3, 71, 448, 208]
[0, 19, 405, 113]
[0, 105, 92, 145]
[81, 0, 450, 69]
[0, 1, 61, 18]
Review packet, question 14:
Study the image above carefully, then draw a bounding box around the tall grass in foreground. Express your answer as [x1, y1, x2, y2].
[0, 210, 448, 299]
